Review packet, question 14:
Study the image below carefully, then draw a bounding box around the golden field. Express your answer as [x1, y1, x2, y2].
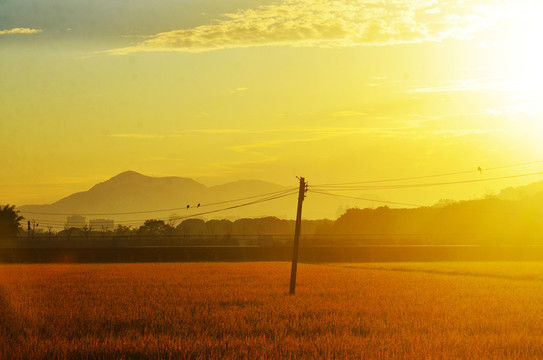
[2, 262, 543, 359]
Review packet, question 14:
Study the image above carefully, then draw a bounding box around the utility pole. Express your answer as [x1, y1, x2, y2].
[290, 176, 308, 295]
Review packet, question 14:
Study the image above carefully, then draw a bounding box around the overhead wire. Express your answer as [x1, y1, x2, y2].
[309, 189, 537, 217]
[19, 188, 297, 216]
[24, 190, 298, 228]
[309, 190, 424, 208]
[19, 159, 543, 229]
[310, 171, 543, 191]
[166, 190, 297, 223]
[312, 159, 543, 187]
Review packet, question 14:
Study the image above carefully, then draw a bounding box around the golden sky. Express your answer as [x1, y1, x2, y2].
[2, 0, 543, 207]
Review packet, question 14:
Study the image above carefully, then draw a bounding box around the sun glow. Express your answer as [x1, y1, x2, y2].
[499, 2, 543, 94]
[479, 1, 543, 139]
[5, 0, 543, 206]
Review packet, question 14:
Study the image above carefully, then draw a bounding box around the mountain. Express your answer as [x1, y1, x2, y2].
[17, 171, 364, 228]
[19, 171, 543, 230]
[496, 180, 543, 201]
[50, 171, 208, 212]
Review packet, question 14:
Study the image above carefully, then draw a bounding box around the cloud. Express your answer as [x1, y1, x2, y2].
[431, 129, 498, 137]
[181, 127, 423, 139]
[486, 102, 543, 117]
[228, 136, 337, 153]
[184, 125, 488, 140]
[110, 127, 394, 141]
[160, 155, 278, 179]
[109, 0, 507, 54]
[210, 156, 279, 172]
[223, 87, 249, 94]
[1, 176, 103, 188]
[108, 133, 181, 139]
[407, 77, 505, 93]
[425, 7, 441, 14]
[224, 126, 419, 152]
[179, 127, 362, 135]
[0, 28, 42, 35]
[332, 111, 366, 117]
[143, 156, 185, 162]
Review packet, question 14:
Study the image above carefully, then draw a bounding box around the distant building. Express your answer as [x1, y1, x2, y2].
[66, 215, 86, 228]
[89, 218, 115, 231]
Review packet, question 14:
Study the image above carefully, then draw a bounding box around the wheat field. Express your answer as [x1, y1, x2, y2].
[2, 262, 543, 359]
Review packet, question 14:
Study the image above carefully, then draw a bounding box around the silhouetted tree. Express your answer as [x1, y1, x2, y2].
[167, 213, 179, 228]
[114, 225, 133, 236]
[62, 225, 74, 240]
[206, 219, 233, 236]
[81, 224, 93, 239]
[46, 226, 55, 240]
[58, 227, 83, 239]
[310, 219, 334, 234]
[0, 204, 24, 239]
[137, 219, 174, 235]
[177, 219, 206, 236]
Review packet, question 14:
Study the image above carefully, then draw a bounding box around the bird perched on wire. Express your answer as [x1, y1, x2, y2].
[186, 205, 190, 210]
[478, 167, 483, 174]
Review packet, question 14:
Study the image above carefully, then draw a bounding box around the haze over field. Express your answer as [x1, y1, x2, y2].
[14, 170, 543, 235]
[2, 0, 543, 212]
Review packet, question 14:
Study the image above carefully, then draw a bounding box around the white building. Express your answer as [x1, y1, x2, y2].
[89, 218, 115, 231]
[66, 215, 86, 228]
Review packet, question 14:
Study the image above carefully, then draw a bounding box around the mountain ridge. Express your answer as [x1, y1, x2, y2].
[496, 179, 543, 201]
[18, 171, 543, 228]
[16, 171, 306, 225]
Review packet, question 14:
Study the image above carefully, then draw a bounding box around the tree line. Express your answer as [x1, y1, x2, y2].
[0, 213, 334, 239]
[4, 191, 543, 244]
[56, 217, 335, 237]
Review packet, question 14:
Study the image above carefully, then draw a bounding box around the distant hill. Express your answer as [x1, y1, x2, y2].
[16, 171, 543, 238]
[17, 171, 375, 228]
[50, 171, 208, 212]
[324, 177, 543, 243]
[496, 180, 543, 201]
[18, 172, 543, 231]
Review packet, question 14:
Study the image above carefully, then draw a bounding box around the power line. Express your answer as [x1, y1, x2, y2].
[18, 159, 543, 228]
[312, 160, 543, 187]
[310, 190, 424, 207]
[197, 188, 297, 208]
[166, 191, 297, 223]
[17, 159, 543, 218]
[311, 171, 543, 191]
[314, 170, 475, 187]
[25, 190, 298, 227]
[19, 188, 297, 216]
[310, 190, 538, 216]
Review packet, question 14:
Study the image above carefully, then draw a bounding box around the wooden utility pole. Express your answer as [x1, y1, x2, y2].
[290, 176, 307, 295]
